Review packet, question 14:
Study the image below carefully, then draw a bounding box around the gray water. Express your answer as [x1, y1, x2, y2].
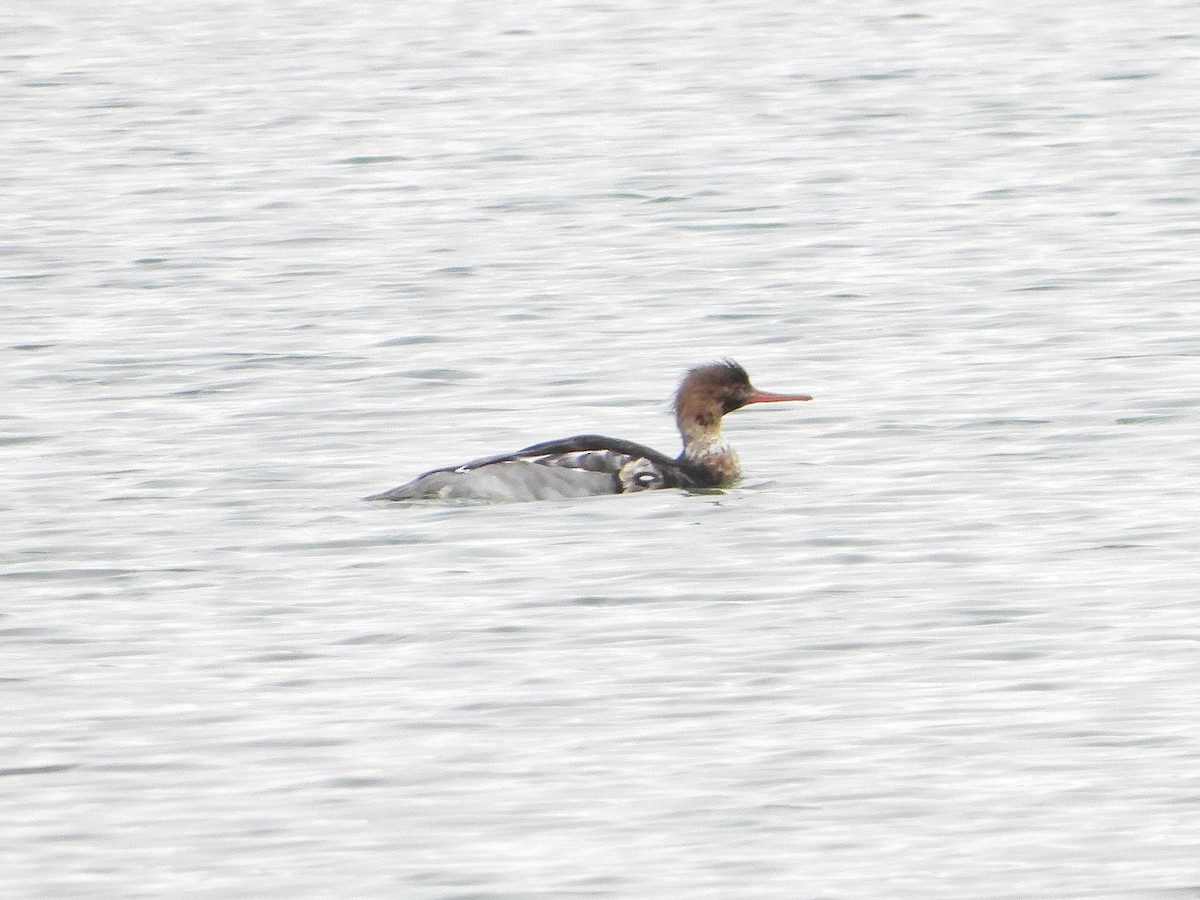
[3, 1, 1200, 897]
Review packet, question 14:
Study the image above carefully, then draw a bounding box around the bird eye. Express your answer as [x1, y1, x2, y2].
[722, 394, 745, 414]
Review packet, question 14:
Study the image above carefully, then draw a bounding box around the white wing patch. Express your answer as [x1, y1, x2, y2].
[617, 457, 667, 492]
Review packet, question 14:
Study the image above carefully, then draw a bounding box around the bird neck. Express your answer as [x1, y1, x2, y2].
[677, 416, 741, 484]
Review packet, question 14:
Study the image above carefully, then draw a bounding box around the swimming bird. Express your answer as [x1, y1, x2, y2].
[365, 360, 811, 502]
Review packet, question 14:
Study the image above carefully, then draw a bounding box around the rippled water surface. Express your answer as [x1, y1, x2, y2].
[4, 1, 1200, 897]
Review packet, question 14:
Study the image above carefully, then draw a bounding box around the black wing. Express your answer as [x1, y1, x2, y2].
[366, 434, 711, 502]
[456, 434, 676, 471]
[469, 434, 710, 491]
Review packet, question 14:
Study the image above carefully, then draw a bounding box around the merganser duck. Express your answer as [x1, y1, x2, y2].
[365, 360, 811, 503]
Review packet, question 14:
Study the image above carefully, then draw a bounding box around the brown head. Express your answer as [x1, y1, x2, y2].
[671, 361, 811, 484]
[673, 360, 812, 437]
